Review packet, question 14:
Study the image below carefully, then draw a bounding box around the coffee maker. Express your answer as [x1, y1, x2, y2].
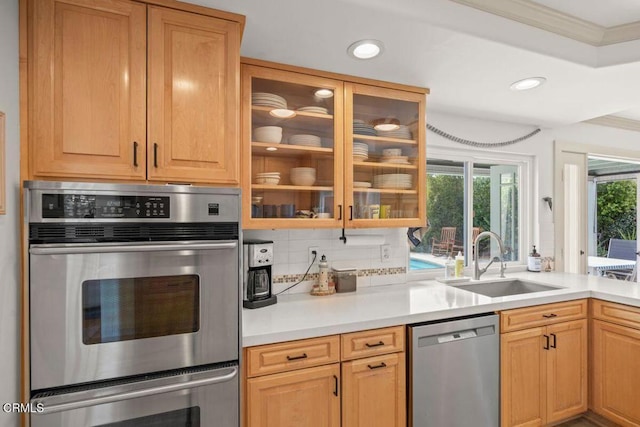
[243, 239, 277, 309]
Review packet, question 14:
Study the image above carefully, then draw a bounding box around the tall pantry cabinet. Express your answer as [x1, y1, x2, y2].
[26, 0, 243, 185]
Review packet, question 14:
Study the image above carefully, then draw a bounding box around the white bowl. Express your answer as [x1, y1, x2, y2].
[255, 176, 280, 185]
[291, 175, 316, 186]
[290, 167, 316, 175]
[382, 148, 402, 157]
[253, 126, 283, 143]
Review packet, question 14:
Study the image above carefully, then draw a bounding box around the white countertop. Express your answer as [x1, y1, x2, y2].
[242, 271, 640, 347]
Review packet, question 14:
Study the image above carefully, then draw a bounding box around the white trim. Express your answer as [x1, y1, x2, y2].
[584, 115, 640, 133]
[450, 0, 640, 46]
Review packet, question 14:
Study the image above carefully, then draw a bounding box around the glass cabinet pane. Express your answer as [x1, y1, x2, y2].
[243, 67, 343, 228]
[348, 88, 425, 226]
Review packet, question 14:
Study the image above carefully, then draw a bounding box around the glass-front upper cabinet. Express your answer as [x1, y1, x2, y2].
[241, 65, 344, 228]
[345, 84, 426, 228]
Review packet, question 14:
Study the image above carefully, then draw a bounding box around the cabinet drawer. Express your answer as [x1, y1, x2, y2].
[341, 326, 404, 361]
[591, 299, 640, 330]
[500, 300, 587, 333]
[245, 335, 340, 378]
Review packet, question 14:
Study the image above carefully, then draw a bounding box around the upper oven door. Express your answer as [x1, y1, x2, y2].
[29, 240, 239, 390]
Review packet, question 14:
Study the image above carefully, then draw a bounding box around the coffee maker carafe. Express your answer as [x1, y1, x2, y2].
[243, 239, 277, 309]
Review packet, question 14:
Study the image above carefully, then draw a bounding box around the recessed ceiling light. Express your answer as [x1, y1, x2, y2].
[510, 77, 546, 91]
[314, 88, 334, 98]
[269, 108, 296, 118]
[347, 39, 384, 60]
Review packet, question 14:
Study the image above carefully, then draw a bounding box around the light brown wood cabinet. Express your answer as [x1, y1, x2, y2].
[28, 0, 242, 185]
[241, 59, 427, 229]
[500, 301, 588, 427]
[244, 326, 405, 427]
[591, 299, 640, 426]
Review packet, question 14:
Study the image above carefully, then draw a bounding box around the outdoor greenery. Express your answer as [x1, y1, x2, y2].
[596, 180, 637, 256]
[418, 174, 490, 253]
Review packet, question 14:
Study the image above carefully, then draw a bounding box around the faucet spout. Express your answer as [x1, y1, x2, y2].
[473, 231, 507, 280]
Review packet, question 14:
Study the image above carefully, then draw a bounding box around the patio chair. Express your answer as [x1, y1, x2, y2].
[605, 262, 637, 282]
[605, 238, 637, 279]
[431, 227, 456, 256]
[451, 227, 482, 256]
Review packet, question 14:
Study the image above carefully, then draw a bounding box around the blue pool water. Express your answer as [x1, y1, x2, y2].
[409, 258, 443, 270]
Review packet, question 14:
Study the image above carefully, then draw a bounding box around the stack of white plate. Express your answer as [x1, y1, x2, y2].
[253, 126, 283, 143]
[353, 142, 369, 162]
[252, 92, 287, 109]
[353, 120, 376, 136]
[290, 167, 316, 186]
[353, 181, 372, 188]
[372, 173, 413, 189]
[297, 106, 328, 114]
[376, 125, 412, 139]
[255, 172, 281, 185]
[289, 134, 322, 147]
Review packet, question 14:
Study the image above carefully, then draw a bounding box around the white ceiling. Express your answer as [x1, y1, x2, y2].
[191, 0, 640, 128]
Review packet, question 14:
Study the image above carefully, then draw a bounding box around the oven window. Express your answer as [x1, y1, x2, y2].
[83, 275, 200, 345]
[95, 407, 200, 426]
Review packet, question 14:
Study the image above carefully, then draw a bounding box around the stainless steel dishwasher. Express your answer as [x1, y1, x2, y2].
[408, 313, 499, 427]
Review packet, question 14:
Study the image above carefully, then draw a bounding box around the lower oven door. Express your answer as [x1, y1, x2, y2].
[31, 364, 238, 427]
[29, 240, 239, 390]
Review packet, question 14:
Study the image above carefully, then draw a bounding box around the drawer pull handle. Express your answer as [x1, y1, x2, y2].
[543, 334, 550, 350]
[286, 353, 308, 361]
[367, 362, 387, 370]
[550, 333, 557, 349]
[542, 313, 557, 318]
[365, 341, 385, 348]
[333, 375, 339, 397]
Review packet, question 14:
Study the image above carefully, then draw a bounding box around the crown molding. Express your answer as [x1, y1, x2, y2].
[584, 115, 640, 132]
[449, 0, 640, 46]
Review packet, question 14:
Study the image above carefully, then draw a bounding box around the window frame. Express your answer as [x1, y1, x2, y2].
[409, 145, 534, 279]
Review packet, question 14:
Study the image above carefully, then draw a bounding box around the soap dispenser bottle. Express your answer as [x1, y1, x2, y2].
[528, 246, 542, 272]
[454, 251, 464, 277]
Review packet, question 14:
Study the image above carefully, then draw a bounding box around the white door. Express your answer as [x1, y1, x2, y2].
[555, 151, 587, 273]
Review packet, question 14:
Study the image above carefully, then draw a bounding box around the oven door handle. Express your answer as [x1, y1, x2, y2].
[32, 366, 238, 415]
[29, 240, 237, 255]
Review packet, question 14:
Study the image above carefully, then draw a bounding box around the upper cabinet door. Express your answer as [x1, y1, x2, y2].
[147, 7, 241, 185]
[30, 0, 147, 180]
[345, 83, 426, 228]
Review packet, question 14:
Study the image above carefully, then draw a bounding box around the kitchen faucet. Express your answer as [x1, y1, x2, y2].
[473, 231, 506, 280]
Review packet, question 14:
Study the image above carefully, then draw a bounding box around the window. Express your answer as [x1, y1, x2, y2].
[410, 147, 531, 273]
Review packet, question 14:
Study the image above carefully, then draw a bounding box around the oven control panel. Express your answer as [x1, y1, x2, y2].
[42, 194, 171, 219]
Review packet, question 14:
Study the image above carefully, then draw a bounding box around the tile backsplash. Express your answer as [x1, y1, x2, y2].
[243, 228, 409, 294]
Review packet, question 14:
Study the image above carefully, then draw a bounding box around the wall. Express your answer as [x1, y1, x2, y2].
[0, 0, 21, 426]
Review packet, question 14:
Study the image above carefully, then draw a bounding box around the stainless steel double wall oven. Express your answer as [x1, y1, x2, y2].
[25, 181, 242, 427]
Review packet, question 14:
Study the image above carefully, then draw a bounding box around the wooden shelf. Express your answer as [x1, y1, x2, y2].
[252, 184, 334, 192]
[351, 135, 417, 145]
[252, 142, 333, 157]
[353, 161, 417, 170]
[354, 188, 417, 194]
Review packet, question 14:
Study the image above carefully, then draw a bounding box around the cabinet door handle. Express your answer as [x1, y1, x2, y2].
[286, 353, 308, 361]
[542, 313, 557, 318]
[543, 334, 550, 350]
[338, 205, 342, 220]
[349, 205, 353, 220]
[365, 341, 385, 348]
[133, 141, 138, 167]
[367, 362, 387, 370]
[153, 143, 158, 168]
[333, 375, 339, 397]
[550, 333, 557, 349]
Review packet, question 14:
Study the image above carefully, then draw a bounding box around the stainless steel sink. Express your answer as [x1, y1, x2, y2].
[453, 279, 561, 297]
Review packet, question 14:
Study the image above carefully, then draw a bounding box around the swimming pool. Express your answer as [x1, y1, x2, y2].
[409, 258, 443, 270]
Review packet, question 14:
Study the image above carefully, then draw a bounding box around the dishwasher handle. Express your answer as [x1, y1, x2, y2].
[416, 324, 496, 348]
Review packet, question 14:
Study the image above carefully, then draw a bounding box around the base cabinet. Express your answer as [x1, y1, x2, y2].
[246, 364, 341, 427]
[592, 313, 640, 426]
[341, 353, 406, 427]
[244, 326, 405, 427]
[500, 302, 588, 427]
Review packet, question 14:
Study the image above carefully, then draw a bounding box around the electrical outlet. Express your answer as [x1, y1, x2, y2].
[309, 246, 319, 264]
[380, 244, 391, 262]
